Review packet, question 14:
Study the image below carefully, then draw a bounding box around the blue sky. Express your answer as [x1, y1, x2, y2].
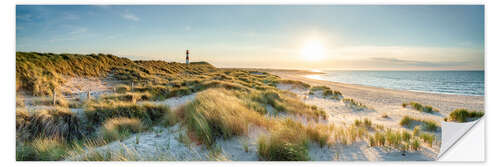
[16, 5, 484, 70]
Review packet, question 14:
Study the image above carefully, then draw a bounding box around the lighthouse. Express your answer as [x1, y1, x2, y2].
[186, 50, 190, 64]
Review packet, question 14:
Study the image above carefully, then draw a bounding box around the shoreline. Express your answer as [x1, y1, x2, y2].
[259, 69, 484, 115]
[306, 74, 484, 97]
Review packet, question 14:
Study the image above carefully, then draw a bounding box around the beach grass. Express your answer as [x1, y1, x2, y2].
[309, 85, 342, 99]
[16, 107, 84, 141]
[257, 119, 310, 161]
[183, 88, 272, 145]
[16, 137, 70, 161]
[402, 102, 439, 113]
[84, 101, 170, 126]
[399, 116, 439, 132]
[342, 98, 368, 110]
[99, 117, 144, 141]
[446, 108, 484, 123]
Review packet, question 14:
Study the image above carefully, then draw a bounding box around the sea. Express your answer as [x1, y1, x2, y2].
[306, 71, 484, 96]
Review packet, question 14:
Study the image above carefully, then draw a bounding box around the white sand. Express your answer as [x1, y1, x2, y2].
[264, 68, 484, 161]
[276, 82, 439, 161]
[61, 76, 126, 100]
[69, 124, 266, 161]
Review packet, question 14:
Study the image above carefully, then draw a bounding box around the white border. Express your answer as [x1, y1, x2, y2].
[3, 0, 498, 167]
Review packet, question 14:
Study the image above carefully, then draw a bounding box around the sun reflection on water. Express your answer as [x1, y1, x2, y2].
[305, 74, 324, 80]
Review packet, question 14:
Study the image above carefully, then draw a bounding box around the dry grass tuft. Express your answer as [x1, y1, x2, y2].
[84, 101, 170, 126]
[446, 108, 484, 123]
[100, 117, 143, 141]
[402, 102, 439, 113]
[16, 107, 84, 141]
[184, 88, 272, 145]
[400, 116, 439, 132]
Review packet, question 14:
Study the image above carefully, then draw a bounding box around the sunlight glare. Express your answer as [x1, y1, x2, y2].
[301, 40, 326, 61]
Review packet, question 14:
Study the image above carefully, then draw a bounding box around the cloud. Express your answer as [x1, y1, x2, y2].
[122, 13, 140, 21]
[69, 27, 88, 34]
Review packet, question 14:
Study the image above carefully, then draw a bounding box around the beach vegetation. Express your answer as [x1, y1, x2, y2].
[309, 85, 343, 99]
[114, 84, 131, 93]
[183, 88, 272, 145]
[399, 116, 439, 132]
[16, 107, 84, 141]
[99, 117, 144, 141]
[31, 96, 69, 107]
[446, 109, 484, 123]
[276, 79, 311, 89]
[342, 98, 368, 110]
[84, 101, 170, 127]
[16, 137, 69, 161]
[402, 102, 439, 113]
[100, 92, 152, 103]
[257, 119, 310, 161]
[419, 132, 435, 147]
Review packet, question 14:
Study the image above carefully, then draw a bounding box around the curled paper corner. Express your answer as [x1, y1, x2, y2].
[437, 118, 483, 159]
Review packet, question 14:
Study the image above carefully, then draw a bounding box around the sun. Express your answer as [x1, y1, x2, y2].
[301, 40, 326, 61]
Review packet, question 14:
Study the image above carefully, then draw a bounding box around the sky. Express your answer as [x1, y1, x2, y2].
[16, 5, 484, 70]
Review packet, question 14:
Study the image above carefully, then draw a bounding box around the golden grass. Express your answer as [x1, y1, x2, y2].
[257, 119, 310, 161]
[84, 101, 170, 126]
[184, 88, 272, 145]
[16, 107, 84, 141]
[100, 117, 143, 141]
